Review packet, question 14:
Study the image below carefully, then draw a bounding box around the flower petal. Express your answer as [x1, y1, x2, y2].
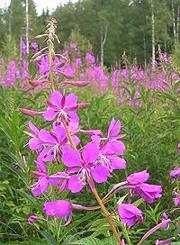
[111, 157, 126, 170]
[68, 175, 85, 193]
[82, 142, 99, 163]
[91, 166, 110, 183]
[50, 91, 63, 107]
[53, 125, 66, 143]
[28, 138, 42, 151]
[28, 121, 39, 134]
[65, 93, 78, 108]
[62, 147, 81, 167]
[38, 147, 55, 162]
[38, 129, 57, 144]
[106, 140, 126, 155]
[31, 177, 48, 197]
[43, 108, 58, 121]
[127, 170, 149, 185]
[108, 118, 121, 138]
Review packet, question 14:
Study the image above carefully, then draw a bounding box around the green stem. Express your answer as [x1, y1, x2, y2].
[62, 116, 120, 244]
[91, 184, 121, 244]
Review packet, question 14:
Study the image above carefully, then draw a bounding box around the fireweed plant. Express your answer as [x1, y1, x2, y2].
[20, 19, 178, 244]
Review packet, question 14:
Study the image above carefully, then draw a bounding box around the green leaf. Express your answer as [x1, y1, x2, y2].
[70, 237, 103, 245]
[39, 230, 57, 245]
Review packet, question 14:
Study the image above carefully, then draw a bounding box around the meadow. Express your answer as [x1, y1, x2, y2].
[0, 17, 179, 245]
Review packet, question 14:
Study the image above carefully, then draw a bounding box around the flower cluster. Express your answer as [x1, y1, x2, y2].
[21, 89, 163, 234]
[169, 167, 180, 207]
[25, 91, 126, 197]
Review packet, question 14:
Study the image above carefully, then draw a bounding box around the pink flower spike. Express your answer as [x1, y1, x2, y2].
[19, 108, 43, 116]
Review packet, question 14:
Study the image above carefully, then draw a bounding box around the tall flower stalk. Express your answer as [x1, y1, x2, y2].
[19, 19, 174, 245]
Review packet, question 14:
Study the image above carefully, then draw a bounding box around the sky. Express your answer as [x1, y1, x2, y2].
[0, 0, 77, 15]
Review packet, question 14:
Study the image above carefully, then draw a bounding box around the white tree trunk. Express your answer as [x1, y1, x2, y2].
[177, 4, 179, 42]
[143, 32, 147, 68]
[9, 1, 12, 41]
[25, 0, 29, 54]
[151, 0, 155, 65]
[172, 0, 177, 44]
[100, 23, 108, 67]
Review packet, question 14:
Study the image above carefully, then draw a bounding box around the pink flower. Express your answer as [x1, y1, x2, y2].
[173, 191, 180, 207]
[127, 170, 149, 185]
[70, 42, 77, 50]
[126, 170, 162, 203]
[27, 121, 42, 152]
[161, 213, 170, 230]
[133, 183, 162, 204]
[107, 118, 122, 140]
[62, 141, 100, 193]
[20, 39, 27, 56]
[43, 91, 79, 123]
[27, 215, 39, 223]
[43, 200, 72, 225]
[169, 168, 180, 179]
[31, 159, 48, 197]
[37, 125, 67, 162]
[85, 52, 95, 64]
[118, 203, 143, 227]
[91, 136, 126, 183]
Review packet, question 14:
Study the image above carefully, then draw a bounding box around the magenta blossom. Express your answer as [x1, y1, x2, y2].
[91, 136, 126, 183]
[43, 91, 79, 123]
[37, 125, 67, 162]
[43, 200, 72, 225]
[169, 168, 180, 179]
[107, 118, 122, 140]
[161, 213, 170, 230]
[85, 52, 95, 64]
[31, 159, 48, 197]
[126, 170, 162, 203]
[118, 203, 143, 227]
[20, 39, 27, 56]
[173, 191, 180, 207]
[156, 239, 172, 245]
[133, 183, 162, 204]
[62, 141, 100, 193]
[127, 170, 149, 185]
[27, 121, 42, 152]
[27, 215, 39, 223]
[49, 171, 69, 192]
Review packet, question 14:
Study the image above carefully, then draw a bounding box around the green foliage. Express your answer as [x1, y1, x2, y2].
[0, 76, 179, 243]
[172, 42, 180, 67]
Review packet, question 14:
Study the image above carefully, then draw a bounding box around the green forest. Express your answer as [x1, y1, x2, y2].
[0, 0, 179, 65]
